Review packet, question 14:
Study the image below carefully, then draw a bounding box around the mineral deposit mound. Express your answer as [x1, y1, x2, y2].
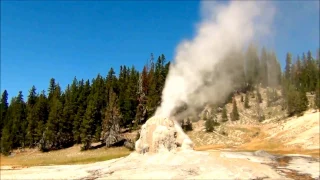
[135, 116, 194, 154]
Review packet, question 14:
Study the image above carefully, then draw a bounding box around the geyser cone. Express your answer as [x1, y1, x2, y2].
[135, 116, 193, 154]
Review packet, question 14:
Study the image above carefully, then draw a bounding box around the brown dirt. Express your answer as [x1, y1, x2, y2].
[281, 170, 314, 180]
[276, 156, 292, 166]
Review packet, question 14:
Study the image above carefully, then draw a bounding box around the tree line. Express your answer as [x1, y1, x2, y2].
[1, 47, 319, 155]
[0, 54, 169, 154]
[282, 50, 320, 116]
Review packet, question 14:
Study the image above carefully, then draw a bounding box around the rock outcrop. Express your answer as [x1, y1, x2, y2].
[135, 116, 193, 154]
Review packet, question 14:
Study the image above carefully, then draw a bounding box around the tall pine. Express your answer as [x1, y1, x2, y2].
[11, 91, 27, 148]
[231, 97, 239, 121]
[26, 86, 38, 147]
[0, 90, 9, 139]
[221, 106, 228, 122]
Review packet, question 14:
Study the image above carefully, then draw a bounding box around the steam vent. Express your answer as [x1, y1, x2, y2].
[135, 116, 194, 154]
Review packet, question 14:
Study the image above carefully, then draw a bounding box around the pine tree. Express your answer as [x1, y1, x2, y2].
[256, 88, 264, 122]
[118, 66, 129, 126]
[135, 65, 148, 126]
[145, 54, 168, 115]
[106, 67, 118, 96]
[291, 62, 298, 86]
[147, 60, 157, 116]
[287, 86, 298, 117]
[122, 66, 139, 128]
[41, 84, 63, 151]
[164, 61, 170, 80]
[221, 106, 228, 122]
[306, 51, 317, 91]
[315, 81, 320, 109]
[48, 78, 56, 101]
[153, 56, 163, 105]
[205, 110, 219, 132]
[257, 88, 262, 103]
[89, 74, 106, 141]
[267, 51, 282, 87]
[299, 51, 318, 92]
[80, 98, 96, 150]
[141, 66, 149, 95]
[205, 117, 214, 132]
[244, 92, 250, 108]
[80, 78, 101, 150]
[35, 91, 48, 144]
[73, 80, 84, 143]
[228, 49, 246, 90]
[297, 87, 308, 115]
[185, 118, 193, 131]
[0, 90, 9, 138]
[231, 98, 239, 121]
[285, 53, 292, 81]
[245, 44, 260, 87]
[73, 79, 90, 144]
[266, 89, 272, 107]
[181, 119, 185, 131]
[295, 56, 302, 87]
[11, 91, 27, 148]
[1, 125, 12, 155]
[60, 85, 74, 148]
[286, 84, 308, 117]
[1, 97, 17, 154]
[260, 47, 268, 87]
[26, 86, 38, 147]
[102, 88, 122, 148]
[281, 77, 290, 110]
[157, 55, 167, 99]
[66, 77, 79, 143]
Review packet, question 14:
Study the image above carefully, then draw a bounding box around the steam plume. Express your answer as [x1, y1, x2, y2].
[155, 1, 275, 118]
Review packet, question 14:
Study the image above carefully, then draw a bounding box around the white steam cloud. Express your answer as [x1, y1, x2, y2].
[155, 1, 275, 118]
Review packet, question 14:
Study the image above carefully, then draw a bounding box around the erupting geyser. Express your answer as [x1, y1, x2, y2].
[136, 0, 275, 154]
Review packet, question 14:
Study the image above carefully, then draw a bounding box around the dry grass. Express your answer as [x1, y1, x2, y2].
[263, 148, 320, 158]
[0, 145, 130, 167]
[194, 144, 229, 151]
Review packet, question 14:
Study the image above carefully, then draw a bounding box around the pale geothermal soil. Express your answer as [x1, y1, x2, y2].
[2, 150, 320, 180]
[263, 110, 320, 150]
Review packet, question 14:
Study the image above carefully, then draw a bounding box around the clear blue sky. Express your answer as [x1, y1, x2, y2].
[1, 1, 319, 101]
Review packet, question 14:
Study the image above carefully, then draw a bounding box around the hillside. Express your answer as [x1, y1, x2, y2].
[186, 88, 319, 157]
